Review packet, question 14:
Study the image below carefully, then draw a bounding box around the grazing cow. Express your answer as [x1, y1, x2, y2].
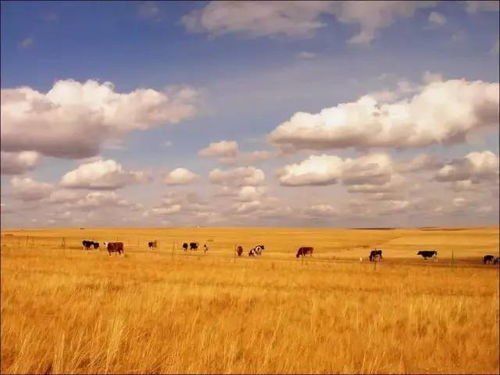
[369, 249, 383, 262]
[148, 241, 157, 249]
[182, 242, 188, 251]
[236, 246, 243, 257]
[189, 242, 199, 251]
[417, 250, 438, 259]
[107, 242, 124, 256]
[248, 245, 265, 257]
[483, 255, 496, 264]
[296, 246, 314, 258]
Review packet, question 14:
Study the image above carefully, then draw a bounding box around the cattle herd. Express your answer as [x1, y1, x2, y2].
[81, 239, 499, 264]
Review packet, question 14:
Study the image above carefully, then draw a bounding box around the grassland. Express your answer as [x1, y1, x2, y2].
[1, 227, 499, 374]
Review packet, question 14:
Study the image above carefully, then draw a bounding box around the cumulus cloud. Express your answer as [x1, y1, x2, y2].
[435, 151, 499, 183]
[1, 151, 41, 175]
[10, 177, 53, 201]
[60, 159, 148, 190]
[278, 153, 396, 187]
[269, 79, 499, 152]
[199, 140, 274, 165]
[163, 168, 199, 185]
[1, 79, 199, 159]
[209, 166, 265, 186]
[182, 1, 435, 44]
[236, 186, 266, 202]
[199, 140, 239, 162]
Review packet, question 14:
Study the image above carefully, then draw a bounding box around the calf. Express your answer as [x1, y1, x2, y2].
[296, 246, 314, 258]
[107, 242, 124, 256]
[417, 250, 437, 259]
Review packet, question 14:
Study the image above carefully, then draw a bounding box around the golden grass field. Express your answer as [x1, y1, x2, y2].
[1, 227, 499, 374]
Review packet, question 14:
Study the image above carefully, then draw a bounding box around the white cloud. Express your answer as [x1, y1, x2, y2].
[1, 79, 199, 158]
[268, 79, 499, 152]
[236, 186, 266, 202]
[209, 166, 265, 186]
[464, 1, 499, 13]
[60, 159, 148, 190]
[182, 1, 435, 44]
[278, 153, 396, 187]
[427, 11, 446, 27]
[199, 140, 239, 161]
[1, 151, 41, 175]
[435, 151, 499, 183]
[279, 155, 343, 186]
[10, 177, 53, 201]
[163, 168, 199, 185]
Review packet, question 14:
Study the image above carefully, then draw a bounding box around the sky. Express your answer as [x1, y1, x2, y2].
[1, 1, 499, 228]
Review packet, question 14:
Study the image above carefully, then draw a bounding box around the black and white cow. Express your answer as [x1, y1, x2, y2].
[248, 245, 265, 256]
[417, 250, 438, 259]
[189, 242, 199, 251]
[82, 240, 99, 250]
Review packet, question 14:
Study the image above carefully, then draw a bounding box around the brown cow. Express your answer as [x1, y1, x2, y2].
[107, 242, 124, 256]
[296, 246, 314, 258]
[236, 246, 243, 257]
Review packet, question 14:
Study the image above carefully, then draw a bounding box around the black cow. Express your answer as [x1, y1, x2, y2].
[296, 246, 314, 258]
[417, 250, 437, 259]
[93, 242, 99, 249]
[236, 246, 243, 257]
[182, 242, 188, 251]
[189, 242, 199, 251]
[148, 241, 157, 249]
[483, 255, 496, 264]
[369, 249, 383, 262]
[107, 242, 124, 255]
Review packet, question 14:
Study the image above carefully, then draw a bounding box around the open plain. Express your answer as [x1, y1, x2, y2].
[1, 227, 499, 374]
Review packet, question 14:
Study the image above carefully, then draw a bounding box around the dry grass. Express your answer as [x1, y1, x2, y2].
[1, 227, 499, 374]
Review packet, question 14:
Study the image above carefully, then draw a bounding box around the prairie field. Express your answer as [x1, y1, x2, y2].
[1, 227, 499, 374]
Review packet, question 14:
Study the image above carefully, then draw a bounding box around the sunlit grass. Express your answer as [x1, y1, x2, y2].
[1, 227, 499, 374]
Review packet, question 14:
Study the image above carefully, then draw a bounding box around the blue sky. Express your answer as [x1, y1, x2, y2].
[1, 1, 499, 228]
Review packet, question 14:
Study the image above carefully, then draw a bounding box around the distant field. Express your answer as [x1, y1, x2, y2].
[1, 227, 499, 374]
